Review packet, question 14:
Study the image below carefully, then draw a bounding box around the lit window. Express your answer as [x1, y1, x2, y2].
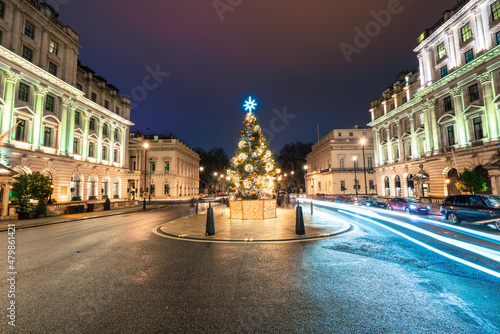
[48, 62, 57, 76]
[465, 49, 474, 63]
[443, 96, 452, 112]
[18, 83, 29, 102]
[43, 127, 52, 147]
[45, 95, 54, 111]
[339, 157, 344, 170]
[24, 21, 35, 39]
[419, 113, 424, 125]
[441, 65, 448, 78]
[49, 39, 58, 55]
[22, 46, 33, 62]
[150, 161, 155, 171]
[165, 162, 169, 172]
[492, 0, 500, 21]
[437, 42, 446, 58]
[461, 23, 472, 43]
[469, 84, 479, 102]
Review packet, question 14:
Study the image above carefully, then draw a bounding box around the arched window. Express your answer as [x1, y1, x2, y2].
[71, 174, 80, 198]
[384, 176, 390, 197]
[113, 178, 120, 197]
[102, 178, 109, 197]
[87, 176, 96, 198]
[395, 175, 401, 197]
[407, 174, 415, 197]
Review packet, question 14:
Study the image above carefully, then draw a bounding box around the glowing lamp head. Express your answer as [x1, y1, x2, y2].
[361, 138, 366, 145]
[143, 143, 149, 149]
[444, 178, 451, 185]
[200, 167, 204, 172]
[353, 156, 357, 161]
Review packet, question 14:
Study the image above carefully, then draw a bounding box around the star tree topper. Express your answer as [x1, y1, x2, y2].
[243, 96, 257, 113]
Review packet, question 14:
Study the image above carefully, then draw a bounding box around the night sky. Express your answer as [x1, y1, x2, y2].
[56, 0, 458, 155]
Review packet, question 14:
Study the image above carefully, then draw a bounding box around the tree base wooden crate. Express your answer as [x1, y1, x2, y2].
[229, 200, 277, 220]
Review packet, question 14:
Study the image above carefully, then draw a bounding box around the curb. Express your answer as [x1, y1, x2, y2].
[0, 204, 170, 232]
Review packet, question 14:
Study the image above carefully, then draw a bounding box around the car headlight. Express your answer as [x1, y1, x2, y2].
[427, 206, 430, 210]
[366, 203, 371, 206]
[409, 205, 417, 209]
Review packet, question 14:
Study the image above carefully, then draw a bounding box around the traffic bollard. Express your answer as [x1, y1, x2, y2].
[206, 207, 215, 236]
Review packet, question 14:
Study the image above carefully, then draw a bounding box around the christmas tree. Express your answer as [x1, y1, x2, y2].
[227, 97, 278, 200]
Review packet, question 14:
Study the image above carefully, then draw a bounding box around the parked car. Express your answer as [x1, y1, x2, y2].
[358, 197, 388, 209]
[440, 195, 500, 230]
[387, 198, 430, 214]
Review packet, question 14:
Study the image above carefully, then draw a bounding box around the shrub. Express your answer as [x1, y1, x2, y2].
[35, 200, 47, 215]
[104, 197, 111, 210]
[71, 196, 82, 201]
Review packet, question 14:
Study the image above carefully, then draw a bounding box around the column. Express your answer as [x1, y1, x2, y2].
[428, 99, 442, 154]
[478, 72, 499, 140]
[451, 87, 468, 147]
[65, 99, 76, 155]
[424, 48, 433, 85]
[59, 97, 70, 154]
[423, 102, 433, 156]
[386, 126, 393, 164]
[418, 53, 426, 86]
[445, 30, 458, 70]
[397, 119, 404, 162]
[409, 118, 417, 159]
[82, 113, 90, 160]
[10, 9, 22, 53]
[109, 125, 115, 163]
[120, 129, 126, 167]
[33, 85, 49, 149]
[97, 121, 104, 162]
[472, 8, 486, 52]
[1, 71, 22, 140]
[39, 30, 50, 68]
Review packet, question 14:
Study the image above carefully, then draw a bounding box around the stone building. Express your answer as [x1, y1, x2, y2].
[369, 0, 500, 199]
[128, 133, 200, 200]
[0, 0, 133, 218]
[305, 126, 376, 196]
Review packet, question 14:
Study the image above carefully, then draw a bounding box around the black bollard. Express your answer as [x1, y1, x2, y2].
[206, 207, 215, 236]
[196, 201, 199, 215]
[311, 201, 313, 215]
[296, 206, 305, 235]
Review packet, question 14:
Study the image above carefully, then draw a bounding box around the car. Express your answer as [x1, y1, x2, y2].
[334, 196, 355, 204]
[359, 197, 388, 209]
[440, 195, 500, 230]
[387, 198, 430, 214]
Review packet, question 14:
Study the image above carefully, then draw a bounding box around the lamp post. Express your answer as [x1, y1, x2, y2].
[143, 142, 149, 210]
[444, 178, 451, 196]
[353, 156, 358, 196]
[303, 165, 308, 194]
[48, 184, 54, 204]
[361, 138, 368, 195]
[149, 157, 152, 204]
[199, 166, 204, 195]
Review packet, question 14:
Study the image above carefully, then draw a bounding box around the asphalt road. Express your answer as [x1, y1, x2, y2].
[1, 204, 500, 333]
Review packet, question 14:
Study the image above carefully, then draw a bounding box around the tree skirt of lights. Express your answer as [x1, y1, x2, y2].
[229, 200, 277, 220]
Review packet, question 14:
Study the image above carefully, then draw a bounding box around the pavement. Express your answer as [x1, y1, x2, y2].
[0, 202, 170, 231]
[155, 205, 352, 243]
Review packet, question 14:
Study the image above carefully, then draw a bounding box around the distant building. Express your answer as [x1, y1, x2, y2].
[0, 0, 133, 217]
[368, 0, 500, 199]
[305, 126, 376, 196]
[128, 132, 200, 199]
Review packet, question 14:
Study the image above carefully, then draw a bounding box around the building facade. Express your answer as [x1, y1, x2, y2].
[305, 126, 376, 196]
[0, 0, 133, 217]
[128, 133, 200, 200]
[369, 0, 500, 199]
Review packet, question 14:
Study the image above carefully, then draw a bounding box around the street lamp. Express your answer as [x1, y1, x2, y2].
[444, 178, 451, 196]
[149, 157, 152, 204]
[361, 138, 367, 195]
[303, 165, 308, 194]
[48, 184, 54, 204]
[353, 156, 358, 196]
[143, 142, 149, 210]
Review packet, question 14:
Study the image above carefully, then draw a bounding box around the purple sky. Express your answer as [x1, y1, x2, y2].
[57, 0, 457, 154]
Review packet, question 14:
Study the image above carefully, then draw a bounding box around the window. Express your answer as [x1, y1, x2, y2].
[419, 113, 424, 125]
[447, 126, 455, 146]
[165, 162, 169, 172]
[48, 62, 57, 76]
[18, 83, 29, 102]
[102, 146, 107, 160]
[338, 132, 342, 137]
[443, 96, 452, 112]
[367, 157, 373, 169]
[114, 149, 120, 163]
[104, 100, 109, 109]
[45, 95, 54, 111]
[22, 46, 33, 62]
[473, 117, 484, 140]
[405, 119, 410, 131]
[363, 131, 367, 137]
[25, 21, 35, 39]
[114, 129, 118, 140]
[492, 0, 500, 21]
[402, 96, 408, 104]
[49, 39, 58, 55]
[0, 31, 3, 45]
[76, 83, 82, 91]
[369, 180, 375, 191]
[465, 49, 474, 64]
[497, 32, 500, 46]
[75, 112, 80, 125]
[14, 119, 26, 141]
[391, 103, 395, 111]
[89, 118, 95, 131]
[348, 132, 353, 137]
[441, 65, 448, 78]
[340, 180, 346, 192]
[469, 84, 480, 102]
[103, 124, 108, 136]
[437, 42, 446, 58]
[91, 92, 97, 102]
[461, 23, 472, 43]
[339, 157, 344, 170]
[43, 127, 52, 147]
[89, 142, 95, 157]
[150, 161, 155, 172]
[116, 107, 120, 114]
[73, 138, 79, 154]
[394, 124, 398, 137]
[318, 182, 322, 192]
[0, 1, 5, 19]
